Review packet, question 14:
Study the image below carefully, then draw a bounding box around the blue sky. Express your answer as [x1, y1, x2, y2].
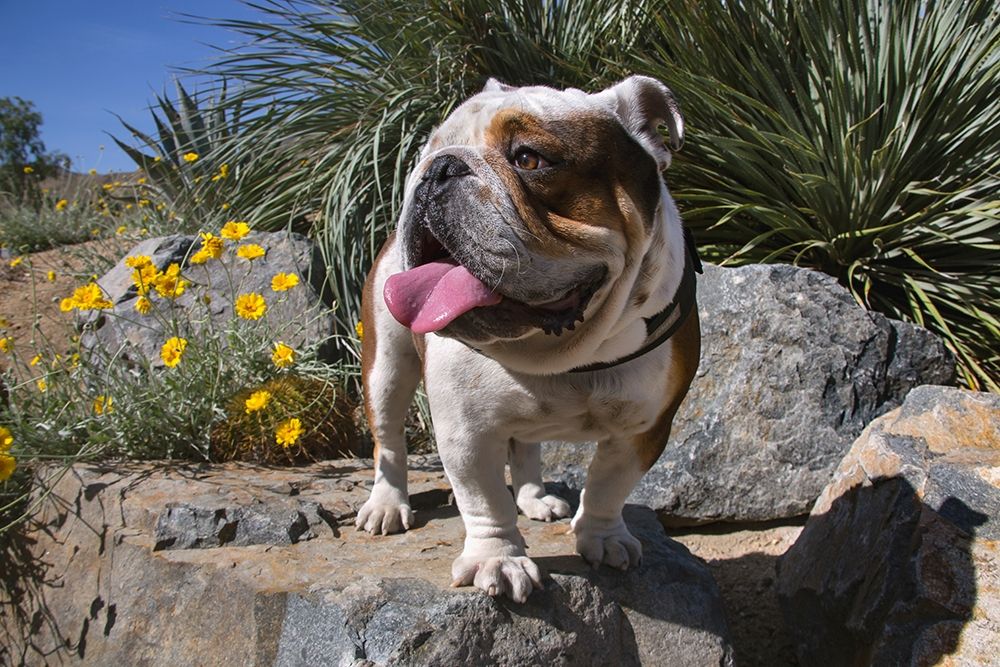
[0, 0, 260, 173]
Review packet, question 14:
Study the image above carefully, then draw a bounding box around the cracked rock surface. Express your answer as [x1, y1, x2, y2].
[544, 263, 956, 525]
[6, 458, 732, 666]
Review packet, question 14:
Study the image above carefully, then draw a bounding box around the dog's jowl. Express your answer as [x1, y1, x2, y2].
[358, 76, 700, 603]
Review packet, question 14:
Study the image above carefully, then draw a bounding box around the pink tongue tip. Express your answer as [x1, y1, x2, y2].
[384, 260, 502, 333]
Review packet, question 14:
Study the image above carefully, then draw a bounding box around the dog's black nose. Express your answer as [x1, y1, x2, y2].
[423, 154, 472, 183]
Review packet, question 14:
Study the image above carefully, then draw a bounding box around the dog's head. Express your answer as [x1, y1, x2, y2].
[385, 76, 686, 373]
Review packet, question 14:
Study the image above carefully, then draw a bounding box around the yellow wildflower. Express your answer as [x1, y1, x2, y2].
[244, 390, 271, 414]
[55, 199, 68, 211]
[134, 296, 152, 314]
[191, 232, 224, 263]
[102, 183, 115, 191]
[236, 244, 265, 261]
[211, 163, 230, 182]
[0, 337, 12, 353]
[271, 342, 295, 368]
[275, 418, 304, 448]
[138, 199, 150, 207]
[182, 152, 199, 163]
[220, 203, 230, 210]
[355, 321, 364, 340]
[36, 378, 47, 393]
[68, 283, 113, 310]
[128, 256, 158, 296]
[0, 454, 15, 482]
[89, 168, 97, 176]
[29, 354, 41, 367]
[221, 221, 250, 241]
[154, 156, 162, 163]
[93, 395, 113, 415]
[137, 177, 147, 185]
[0, 426, 13, 451]
[47, 270, 56, 282]
[235, 292, 267, 320]
[160, 337, 188, 368]
[153, 263, 188, 299]
[9, 256, 23, 268]
[271, 272, 300, 292]
[64, 284, 105, 310]
[23, 166, 34, 174]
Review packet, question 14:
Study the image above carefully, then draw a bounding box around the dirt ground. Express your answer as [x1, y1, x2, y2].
[0, 243, 95, 373]
[3, 243, 806, 665]
[669, 519, 805, 666]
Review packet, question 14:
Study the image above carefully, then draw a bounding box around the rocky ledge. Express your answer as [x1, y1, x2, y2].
[4, 457, 732, 666]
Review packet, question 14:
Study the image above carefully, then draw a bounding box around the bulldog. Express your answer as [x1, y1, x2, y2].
[357, 75, 701, 603]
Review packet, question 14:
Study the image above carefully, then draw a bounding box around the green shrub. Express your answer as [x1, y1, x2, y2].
[642, 0, 999, 390]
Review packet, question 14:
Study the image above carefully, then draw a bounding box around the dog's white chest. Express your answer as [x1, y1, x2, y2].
[425, 336, 672, 444]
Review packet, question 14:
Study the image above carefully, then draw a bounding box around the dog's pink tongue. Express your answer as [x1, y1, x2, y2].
[384, 260, 501, 333]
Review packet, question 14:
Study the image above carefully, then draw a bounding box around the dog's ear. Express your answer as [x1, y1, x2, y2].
[593, 75, 684, 170]
[482, 78, 515, 94]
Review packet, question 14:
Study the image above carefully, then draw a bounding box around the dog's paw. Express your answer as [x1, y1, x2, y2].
[451, 553, 543, 604]
[516, 492, 572, 522]
[355, 492, 414, 535]
[572, 516, 642, 571]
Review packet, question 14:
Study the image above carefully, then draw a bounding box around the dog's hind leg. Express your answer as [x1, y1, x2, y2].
[508, 440, 571, 522]
[357, 236, 421, 535]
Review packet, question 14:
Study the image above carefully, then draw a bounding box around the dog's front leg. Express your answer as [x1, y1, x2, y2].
[570, 438, 648, 570]
[356, 238, 420, 535]
[438, 430, 542, 603]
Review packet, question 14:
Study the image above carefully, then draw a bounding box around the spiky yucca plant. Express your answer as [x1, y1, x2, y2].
[113, 79, 246, 229]
[195, 0, 997, 389]
[645, 0, 999, 390]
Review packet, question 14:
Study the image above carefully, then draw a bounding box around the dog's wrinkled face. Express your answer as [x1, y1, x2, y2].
[385, 77, 683, 347]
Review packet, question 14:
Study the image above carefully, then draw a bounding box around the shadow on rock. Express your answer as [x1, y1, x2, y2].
[777, 477, 981, 666]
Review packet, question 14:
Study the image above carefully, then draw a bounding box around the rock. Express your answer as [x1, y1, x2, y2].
[543, 263, 955, 524]
[79, 231, 334, 366]
[776, 385, 1000, 666]
[5, 458, 733, 666]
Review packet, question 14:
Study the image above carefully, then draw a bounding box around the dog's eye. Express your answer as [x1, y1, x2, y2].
[512, 148, 549, 171]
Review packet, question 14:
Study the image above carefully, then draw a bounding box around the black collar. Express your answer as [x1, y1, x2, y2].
[569, 227, 701, 373]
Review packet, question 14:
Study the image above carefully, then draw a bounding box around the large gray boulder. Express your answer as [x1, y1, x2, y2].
[776, 385, 1000, 666]
[544, 263, 955, 524]
[79, 231, 334, 366]
[5, 458, 733, 666]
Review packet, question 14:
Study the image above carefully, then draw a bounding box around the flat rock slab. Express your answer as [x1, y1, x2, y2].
[544, 263, 955, 525]
[6, 458, 732, 666]
[777, 386, 1000, 666]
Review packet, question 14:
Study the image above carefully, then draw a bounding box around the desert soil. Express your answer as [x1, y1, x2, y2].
[0, 242, 97, 373]
[3, 242, 806, 666]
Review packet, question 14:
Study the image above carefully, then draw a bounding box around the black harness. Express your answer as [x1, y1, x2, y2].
[569, 227, 702, 373]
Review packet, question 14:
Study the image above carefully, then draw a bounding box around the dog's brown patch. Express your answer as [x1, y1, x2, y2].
[632, 307, 701, 470]
[482, 109, 661, 259]
[361, 233, 394, 466]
